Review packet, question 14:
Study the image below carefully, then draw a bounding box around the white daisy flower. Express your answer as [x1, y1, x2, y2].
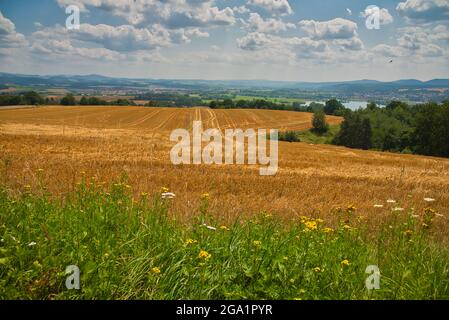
[202, 224, 217, 231]
[161, 192, 176, 199]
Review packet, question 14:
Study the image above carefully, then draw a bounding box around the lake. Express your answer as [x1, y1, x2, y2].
[304, 100, 386, 110]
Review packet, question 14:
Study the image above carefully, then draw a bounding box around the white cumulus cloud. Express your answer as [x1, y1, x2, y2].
[247, 0, 293, 16]
[397, 0, 449, 22]
[298, 18, 358, 40]
[247, 12, 295, 33]
[0, 11, 28, 48]
[56, 0, 236, 28]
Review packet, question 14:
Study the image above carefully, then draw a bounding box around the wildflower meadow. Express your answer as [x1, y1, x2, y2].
[0, 176, 448, 300]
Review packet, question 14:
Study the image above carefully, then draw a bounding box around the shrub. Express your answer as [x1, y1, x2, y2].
[311, 110, 329, 134]
[278, 131, 300, 142]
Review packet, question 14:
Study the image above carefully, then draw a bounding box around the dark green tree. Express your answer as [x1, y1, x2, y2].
[23, 91, 44, 105]
[209, 100, 218, 109]
[79, 96, 88, 105]
[222, 99, 234, 109]
[333, 113, 372, 149]
[360, 118, 372, 150]
[60, 93, 76, 106]
[414, 102, 449, 157]
[386, 100, 408, 111]
[311, 110, 329, 134]
[366, 102, 377, 111]
[324, 99, 345, 115]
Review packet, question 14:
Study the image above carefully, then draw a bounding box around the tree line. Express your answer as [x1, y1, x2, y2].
[322, 99, 449, 158]
[209, 98, 308, 112]
[0, 91, 46, 106]
[136, 92, 203, 107]
[274, 98, 449, 158]
[0, 92, 136, 106]
[62, 94, 136, 106]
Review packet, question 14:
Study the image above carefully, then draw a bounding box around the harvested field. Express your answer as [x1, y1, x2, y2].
[0, 106, 448, 234]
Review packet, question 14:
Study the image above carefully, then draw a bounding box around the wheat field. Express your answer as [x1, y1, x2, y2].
[0, 106, 448, 234]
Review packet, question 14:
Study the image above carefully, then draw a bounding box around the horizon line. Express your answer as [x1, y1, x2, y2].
[1, 71, 447, 84]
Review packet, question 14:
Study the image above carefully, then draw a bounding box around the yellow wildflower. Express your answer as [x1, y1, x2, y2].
[346, 204, 356, 212]
[305, 221, 317, 231]
[151, 267, 161, 274]
[219, 225, 229, 231]
[161, 187, 169, 193]
[201, 193, 210, 199]
[198, 250, 212, 260]
[185, 239, 198, 245]
[313, 267, 323, 273]
[253, 240, 262, 247]
[341, 259, 350, 267]
[323, 227, 334, 233]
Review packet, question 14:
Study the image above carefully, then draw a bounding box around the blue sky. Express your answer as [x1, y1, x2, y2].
[0, 0, 448, 81]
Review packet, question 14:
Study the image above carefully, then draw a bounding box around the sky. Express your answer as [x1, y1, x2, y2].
[0, 0, 448, 82]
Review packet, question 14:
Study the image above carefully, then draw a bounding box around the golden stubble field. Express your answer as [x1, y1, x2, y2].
[0, 106, 448, 233]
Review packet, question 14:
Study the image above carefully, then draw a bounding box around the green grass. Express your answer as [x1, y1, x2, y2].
[0, 177, 448, 300]
[276, 125, 340, 144]
[297, 125, 340, 144]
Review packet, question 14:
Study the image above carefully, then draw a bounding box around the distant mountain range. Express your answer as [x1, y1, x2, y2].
[1, 72, 449, 92]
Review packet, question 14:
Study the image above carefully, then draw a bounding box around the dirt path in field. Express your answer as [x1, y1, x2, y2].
[205, 108, 222, 132]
